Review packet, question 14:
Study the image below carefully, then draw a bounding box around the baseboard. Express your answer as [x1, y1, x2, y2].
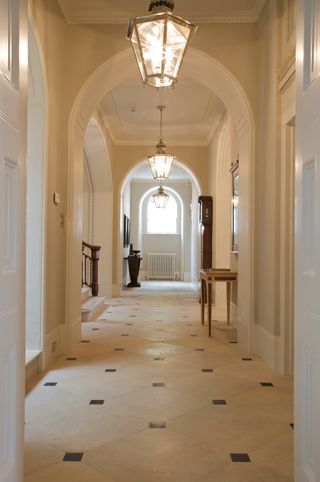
[253, 323, 280, 371]
[236, 315, 250, 352]
[70, 317, 81, 345]
[184, 272, 191, 282]
[98, 281, 113, 298]
[112, 284, 121, 297]
[25, 353, 42, 385]
[43, 324, 67, 370]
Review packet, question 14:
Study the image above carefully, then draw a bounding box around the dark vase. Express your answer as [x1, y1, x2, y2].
[126, 251, 142, 288]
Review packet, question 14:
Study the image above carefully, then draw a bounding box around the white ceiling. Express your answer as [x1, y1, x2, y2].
[98, 75, 225, 146]
[131, 163, 192, 181]
[57, 0, 267, 24]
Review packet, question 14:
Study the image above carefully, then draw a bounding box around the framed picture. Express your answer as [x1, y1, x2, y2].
[123, 214, 130, 247]
[230, 159, 239, 253]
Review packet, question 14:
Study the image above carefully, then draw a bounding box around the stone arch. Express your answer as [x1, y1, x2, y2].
[67, 47, 255, 352]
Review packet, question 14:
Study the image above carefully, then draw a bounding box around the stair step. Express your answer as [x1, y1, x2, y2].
[81, 286, 91, 303]
[81, 296, 106, 323]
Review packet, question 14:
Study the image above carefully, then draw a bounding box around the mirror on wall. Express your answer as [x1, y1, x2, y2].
[230, 159, 239, 253]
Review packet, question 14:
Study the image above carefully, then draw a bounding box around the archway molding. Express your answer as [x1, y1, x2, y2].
[67, 47, 255, 352]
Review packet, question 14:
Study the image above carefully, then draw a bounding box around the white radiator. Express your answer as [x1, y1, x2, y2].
[147, 253, 176, 280]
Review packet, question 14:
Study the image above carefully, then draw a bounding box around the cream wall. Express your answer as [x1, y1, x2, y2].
[29, 0, 296, 370]
[208, 111, 239, 316]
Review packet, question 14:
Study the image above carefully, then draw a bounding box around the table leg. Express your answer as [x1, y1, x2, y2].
[226, 281, 231, 324]
[201, 279, 205, 325]
[208, 282, 212, 337]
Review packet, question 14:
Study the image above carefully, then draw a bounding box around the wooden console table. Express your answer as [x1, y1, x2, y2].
[200, 269, 238, 336]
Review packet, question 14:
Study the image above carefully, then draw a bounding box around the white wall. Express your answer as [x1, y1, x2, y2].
[208, 112, 239, 317]
[84, 116, 113, 298]
[121, 181, 131, 286]
[26, 23, 46, 351]
[130, 180, 193, 281]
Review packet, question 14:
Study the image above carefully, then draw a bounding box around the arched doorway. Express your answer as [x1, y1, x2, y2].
[67, 48, 254, 353]
[119, 159, 202, 289]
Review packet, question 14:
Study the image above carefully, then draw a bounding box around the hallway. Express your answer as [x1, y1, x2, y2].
[25, 283, 293, 482]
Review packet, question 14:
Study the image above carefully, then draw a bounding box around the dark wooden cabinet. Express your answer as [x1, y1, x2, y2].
[198, 196, 213, 269]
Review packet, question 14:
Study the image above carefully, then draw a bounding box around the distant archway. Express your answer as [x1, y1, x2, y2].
[67, 47, 255, 352]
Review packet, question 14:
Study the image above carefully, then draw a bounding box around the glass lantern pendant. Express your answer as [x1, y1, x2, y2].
[148, 105, 174, 181]
[153, 184, 170, 208]
[127, 1, 197, 88]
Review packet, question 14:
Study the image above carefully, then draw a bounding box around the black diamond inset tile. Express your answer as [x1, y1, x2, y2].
[89, 400, 105, 405]
[115, 348, 124, 352]
[153, 357, 165, 361]
[202, 369, 214, 373]
[290, 423, 294, 430]
[213, 400, 227, 405]
[105, 369, 117, 372]
[130, 315, 136, 318]
[153, 383, 165, 387]
[230, 453, 251, 463]
[121, 334, 129, 337]
[44, 382, 57, 386]
[242, 357, 253, 361]
[63, 453, 83, 462]
[81, 340, 90, 343]
[195, 348, 205, 352]
[66, 357, 77, 361]
[126, 323, 133, 326]
[229, 341, 238, 344]
[92, 328, 100, 331]
[260, 382, 274, 387]
[190, 334, 198, 337]
[149, 421, 166, 429]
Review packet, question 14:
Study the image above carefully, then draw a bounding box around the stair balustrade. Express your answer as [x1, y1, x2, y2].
[82, 241, 101, 296]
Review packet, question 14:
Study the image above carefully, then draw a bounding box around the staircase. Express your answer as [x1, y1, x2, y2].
[81, 286, 106, 323]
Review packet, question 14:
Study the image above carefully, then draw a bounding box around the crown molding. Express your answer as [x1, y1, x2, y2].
[57, 0, 268, 25]
[61, 15, 261, 24]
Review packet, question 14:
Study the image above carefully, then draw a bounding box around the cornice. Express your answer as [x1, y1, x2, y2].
[279, 48, 296, 92]
[62, 15, 261, 24]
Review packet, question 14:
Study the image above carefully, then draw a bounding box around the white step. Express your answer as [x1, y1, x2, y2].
[81, 296, 106, 323]
[81, 286, 91, 303]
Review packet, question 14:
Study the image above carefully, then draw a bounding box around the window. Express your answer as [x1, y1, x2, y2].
[147, 194, 178, 234]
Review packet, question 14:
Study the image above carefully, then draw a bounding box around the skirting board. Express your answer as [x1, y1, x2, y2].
[43, 323, 67, 370]
[253, 323, 280, 371]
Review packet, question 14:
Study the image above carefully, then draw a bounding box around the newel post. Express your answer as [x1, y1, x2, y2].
[91, 246, 101, 296]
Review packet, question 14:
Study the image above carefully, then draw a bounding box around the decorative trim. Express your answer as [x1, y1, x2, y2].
[57, 1, 268, 25]
[253, 323, 280, 371]
[43, 324, 67, 370]
[62, 15, 264, 24]
[279, 49, 296, 93]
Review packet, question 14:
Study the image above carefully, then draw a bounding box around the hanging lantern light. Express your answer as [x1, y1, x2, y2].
[127, 1, 197, 88]
[148, 105, 174, 180]
[153, 184, 170, 208]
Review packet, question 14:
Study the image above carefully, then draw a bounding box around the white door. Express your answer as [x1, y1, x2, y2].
[0, 1, 27, 481]
[295, 1, 320, 480]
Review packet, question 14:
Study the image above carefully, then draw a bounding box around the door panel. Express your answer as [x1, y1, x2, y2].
[296, 1, 320, 480]
[0, 0, 27, 481]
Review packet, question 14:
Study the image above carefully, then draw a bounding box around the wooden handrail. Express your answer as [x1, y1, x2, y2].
[82, 241, 101, 296]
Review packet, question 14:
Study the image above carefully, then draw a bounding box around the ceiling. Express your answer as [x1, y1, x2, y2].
[98, 75, 225, 146]
[131, 163, 192, 181]
[57, 0, 267, 24]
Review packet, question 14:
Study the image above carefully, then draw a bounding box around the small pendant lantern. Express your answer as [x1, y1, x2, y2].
[153, 183, 170, 208]
[148, 105, 174, 181]
[127, 1, 197, 88]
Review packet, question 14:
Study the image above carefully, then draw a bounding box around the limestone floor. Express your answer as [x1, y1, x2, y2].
[25, 282, 293, 482]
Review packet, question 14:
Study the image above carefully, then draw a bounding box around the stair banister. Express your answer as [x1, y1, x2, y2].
[82, 241, 101, 296]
